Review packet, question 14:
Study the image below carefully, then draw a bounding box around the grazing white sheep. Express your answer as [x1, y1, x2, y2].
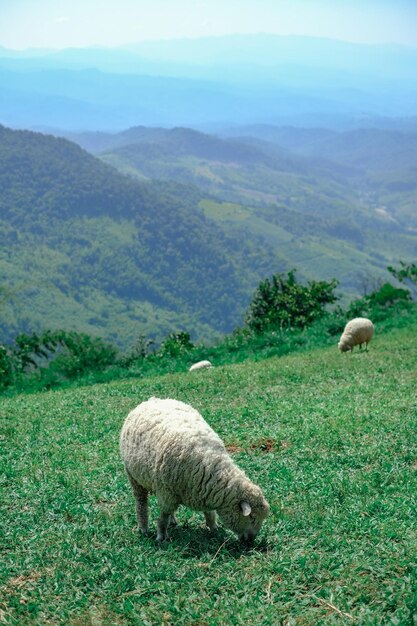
[120, 397, 269, 542]
[338, 317, 374, 352]
[189, 360, 212, 372]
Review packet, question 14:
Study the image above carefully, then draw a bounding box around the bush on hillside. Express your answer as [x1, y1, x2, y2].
[14, 330, 60, 371]
[121, 334, 155, 366]
[388, 261, 417, 286]
[0, 344, 14, 388]
[348, 283, 411, 320]
[48, 331, 118, 377]
[11, 330, 118, 380]
[245, 270, 338, 333]
[158, 331, 194, 358]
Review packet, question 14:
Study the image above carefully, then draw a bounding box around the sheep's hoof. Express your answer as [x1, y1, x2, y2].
[208, 523, 218, 532]
[168, 515, 178, 527]
[156, 533, 168, 542]
[139, 528, 149, 536]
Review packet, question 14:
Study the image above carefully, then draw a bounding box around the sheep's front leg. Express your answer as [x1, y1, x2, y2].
[168, 514, 178, 527]
[126, 469, 149, 535]
[204, 510, 218, 531]
[157, 511, 171, 542]
[157, 494, 178, 542]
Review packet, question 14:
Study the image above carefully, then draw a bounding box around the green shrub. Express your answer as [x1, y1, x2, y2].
[245, 269, 338, 333]
[119, 334, 155, 367]
[158, 331, 194, 358]
[14, 330, 59, 371]
[348, 283, 412, 320]
[3, 267, 417, 396]
[388, 261, 417, 286]
[11, 329, 118, 382]
[47, 331, 118, 377]
[368, 283, 411, 308]
[0, 344, 15, 388]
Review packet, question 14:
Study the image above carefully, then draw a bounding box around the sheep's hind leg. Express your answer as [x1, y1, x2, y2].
[126, 469, 149, 535]
[204, 511, 218, 531]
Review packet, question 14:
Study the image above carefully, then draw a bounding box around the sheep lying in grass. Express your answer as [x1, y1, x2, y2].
[338, 317, 374, 352]
[120, 397, 269, 542]
[189, 360, 212, 372]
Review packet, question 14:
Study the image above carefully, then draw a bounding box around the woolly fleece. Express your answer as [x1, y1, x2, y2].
[338, 317, 374, 352]
[120, 397, 269, 542]
[189, 360, 212, 371]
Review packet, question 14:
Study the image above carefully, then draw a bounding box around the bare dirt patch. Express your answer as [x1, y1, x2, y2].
[249, 438, 277, 453]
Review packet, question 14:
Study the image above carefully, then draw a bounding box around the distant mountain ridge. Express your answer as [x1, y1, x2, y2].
[223, 125, 417, 172]
[1, 34, 416, 130]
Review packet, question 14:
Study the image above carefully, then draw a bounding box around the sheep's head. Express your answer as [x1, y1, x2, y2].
[338, 338, 351, 352]
[218, 487, 269, 542]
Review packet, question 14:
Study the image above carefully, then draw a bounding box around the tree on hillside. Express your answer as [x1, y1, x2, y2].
[245, 270, 338, 333]
[388, 261, 417, 293]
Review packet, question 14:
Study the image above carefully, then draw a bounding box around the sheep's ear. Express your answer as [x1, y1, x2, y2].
[240, 501, 251, 516]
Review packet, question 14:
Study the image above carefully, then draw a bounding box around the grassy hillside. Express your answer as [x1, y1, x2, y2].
[1, 318, 417, 624]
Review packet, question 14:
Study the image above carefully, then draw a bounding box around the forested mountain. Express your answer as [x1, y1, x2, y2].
[221, 124, 417, 228]
[89, 124, 417, 232]
[63, 124, 417, 305]
[1, 123, 416, 347]
[0, 125, 278, 346]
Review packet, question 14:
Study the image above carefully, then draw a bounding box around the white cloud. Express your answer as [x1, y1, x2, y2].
[55, 16, 70, 24]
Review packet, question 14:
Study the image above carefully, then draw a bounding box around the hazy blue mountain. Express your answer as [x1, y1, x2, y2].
[123, 35, 417, 79]
[1, 34, 416, 130]
[4, 35, 416, 81]
[0, 68, 250, 130]
[291, 128, 417, 172]
[222, 125, 417, 171]
[64, 126, 314, 173]
[0, 64, 374, 131]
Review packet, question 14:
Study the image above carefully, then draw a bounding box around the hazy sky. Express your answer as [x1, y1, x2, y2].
[1, 0, 416, 50]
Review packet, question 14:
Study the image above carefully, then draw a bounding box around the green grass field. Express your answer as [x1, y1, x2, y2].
[1, 321, 417, 624]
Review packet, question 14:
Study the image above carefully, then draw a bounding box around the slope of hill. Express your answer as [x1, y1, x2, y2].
[1, 123, 416, 347]
[86, 126, 417, 296]
[2, 312, 417, 623]
[222, 124, 417, 228]
[0, 125, 279, 346]
[233, 126, 417, 173]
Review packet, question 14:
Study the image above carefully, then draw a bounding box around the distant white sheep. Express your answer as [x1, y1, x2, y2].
[189, 360, 212, 372]
[120, 397, 269, 542]
[338, 317, 374, 352]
